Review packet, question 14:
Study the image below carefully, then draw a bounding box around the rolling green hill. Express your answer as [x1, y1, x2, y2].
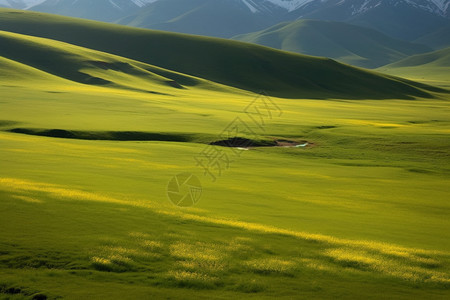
[0, 8, 444, 99]
[378, 47, 450, 88]
[233, 19, 431, 69]
[384, 47, 450, 68]
[415, 25, 450, 50]
[0, 29, 233, 95]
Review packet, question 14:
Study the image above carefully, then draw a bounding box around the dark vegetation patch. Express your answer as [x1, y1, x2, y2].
[407, 120, 443, 124]
[0, 120, 19, 127]
[407, 168, 435, 174]
[91, 259, 137, 273]
[0, 283, 48, 300]
[210, 137, 312, 148]
[87, 61, 133, 71]
[233, 280, 266, 293]
[166, 80, 184, 89]
[77, 72, 111, 85]
[8, 129, 305, 148]
[7, 129, 313, 150]
[209, 137, 275, 148]
[0, 251, 82, 270]
[8, 128, 196, 142]
[316, 125, 337, 129]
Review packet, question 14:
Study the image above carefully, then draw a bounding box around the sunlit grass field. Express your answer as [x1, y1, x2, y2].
[1, 78, 449, 299]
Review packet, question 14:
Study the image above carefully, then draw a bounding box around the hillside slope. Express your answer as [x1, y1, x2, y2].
[384, 47, 450, 68]
[233, 19, 431, 68]
[415, 25, 450, 50]
[377, 47, 450, 88]
[0, 8, 444, 99]
[0, 29, 227, 94]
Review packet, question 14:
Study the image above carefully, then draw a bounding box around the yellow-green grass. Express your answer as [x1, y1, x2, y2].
[0, 30, 244, 97]
[1, 76, 450, 298]
[378, 47, 450, 89]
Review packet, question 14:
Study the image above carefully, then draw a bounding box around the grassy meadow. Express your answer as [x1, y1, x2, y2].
[0, 8, 450, 300]
[378, 47, 450, 89]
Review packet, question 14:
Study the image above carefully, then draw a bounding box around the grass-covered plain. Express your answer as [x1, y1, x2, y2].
[0, 9, 450, 300]
[1, 81, 450, 299]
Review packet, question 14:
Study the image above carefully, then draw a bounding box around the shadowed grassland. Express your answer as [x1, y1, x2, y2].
[0, 8, 448, 99]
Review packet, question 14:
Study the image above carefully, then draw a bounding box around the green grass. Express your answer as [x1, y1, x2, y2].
[378, 47, 450, 89]
[0, 8, 446, 100]
[1, 81, 450, 299]
[0, 9, 450, 300]
[0, 29, 237, 95]
[233, 19, 431, 68]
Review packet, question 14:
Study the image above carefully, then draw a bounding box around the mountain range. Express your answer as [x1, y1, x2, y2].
[0, 0, 42, 9]
[233, 19, 432, 68]
[0, 0, 448, 42]
[118, 0, 450, 40]
[1, 0, 449, 70]
[378, 46, 450, 87]
[0, 8, 443, 99]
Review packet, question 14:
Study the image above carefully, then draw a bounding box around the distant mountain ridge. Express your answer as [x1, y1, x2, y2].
[233, 19, 432, 68]
[0, 0, 158, 9]
[377, 47, 450, 87]
[415, 25, 450, 49]
[266, 0, 449, 17]
[0, 0, 43, 9]
[2, 0, 450, 47]
[28, 0, 142, 22]
[283, 0, 450, 40]
[116, 0, 450, 40]
[0, 8, 443, 99]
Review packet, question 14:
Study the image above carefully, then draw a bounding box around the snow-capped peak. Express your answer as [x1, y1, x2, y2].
[0, 0, 45, 9]
[264, 0, 315, 12]
[430, 0, 449, 11]
[264, 0, 449, 16]
[131, 0, 158, 7]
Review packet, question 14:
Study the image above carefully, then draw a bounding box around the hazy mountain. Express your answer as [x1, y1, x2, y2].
[415, 25, 450, 49]
[118, 0, 450, 39]
[377, 47, 450, 87]
[117, 0, 286, 38]
[29, 0, 141, 22]
[383, 47, 450, 68]
[276, 0, 449, 17]
[233, 19, 432, 68]
[0, 0, 43, 9]
[13, 0, 450, 41]
[285, 0, 450, 41]
[0, 8, 439, 99]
